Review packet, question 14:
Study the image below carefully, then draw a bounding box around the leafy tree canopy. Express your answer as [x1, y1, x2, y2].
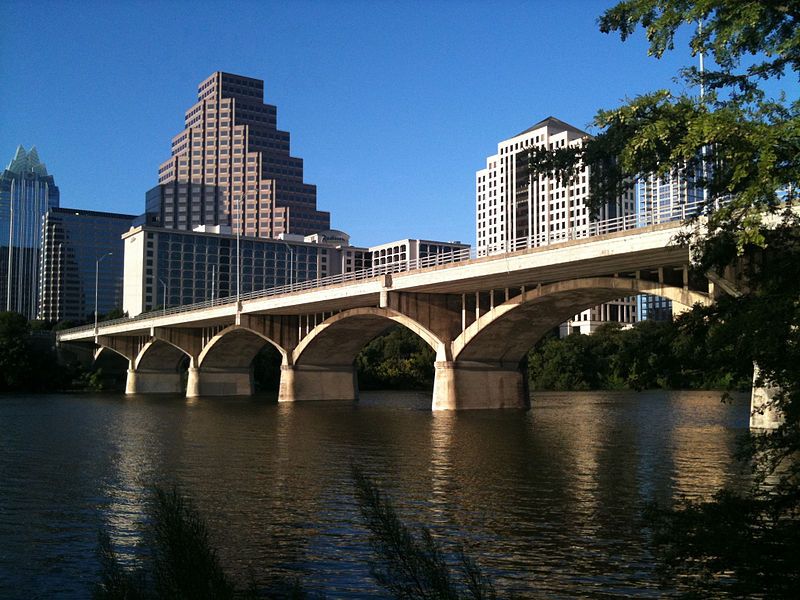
[526, 1, 799, 595]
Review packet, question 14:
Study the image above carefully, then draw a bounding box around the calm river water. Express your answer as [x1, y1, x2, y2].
[0, 390, 749, 598]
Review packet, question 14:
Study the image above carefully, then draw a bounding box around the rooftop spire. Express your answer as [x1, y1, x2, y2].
[6, 145, 49, 177]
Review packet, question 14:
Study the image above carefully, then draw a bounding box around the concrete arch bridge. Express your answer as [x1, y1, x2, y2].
[60, 222, 719, 410]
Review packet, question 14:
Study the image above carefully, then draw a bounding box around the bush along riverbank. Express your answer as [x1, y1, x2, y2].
[353, 320, 750, 393]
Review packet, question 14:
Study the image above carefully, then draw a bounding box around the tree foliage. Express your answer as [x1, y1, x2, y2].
[528, 319, 750, 392]
[527, 1, 800, 595]
[356, 326, 435, 390]
[0, 311, 75, 392]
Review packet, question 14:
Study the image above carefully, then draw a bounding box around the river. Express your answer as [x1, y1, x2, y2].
[0, 390, 749, 598]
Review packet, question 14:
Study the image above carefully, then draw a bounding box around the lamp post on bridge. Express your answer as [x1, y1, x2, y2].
[281, 241, 294, 288]
[94, 252, 113, 333]
[236, 194, 241, 309]
[159, 278, 167, 317]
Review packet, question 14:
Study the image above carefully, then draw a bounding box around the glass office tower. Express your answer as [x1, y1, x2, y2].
[39, 208, 135, 322]
[0, 146, 60, 318]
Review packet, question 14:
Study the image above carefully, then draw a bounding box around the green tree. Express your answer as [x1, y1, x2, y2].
[356, 326, 435, 390]
[526, 1, 799, 595]
[0, 311, 75, 392]
[0, 311, 34, 390]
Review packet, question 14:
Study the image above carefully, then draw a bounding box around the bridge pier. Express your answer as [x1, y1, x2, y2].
[125, 368, 183, 395]
[278, 364, 358, 402]
[186, 367, 253, 397]
[750, 364, 783, 430]
[432, 361, 529, 410]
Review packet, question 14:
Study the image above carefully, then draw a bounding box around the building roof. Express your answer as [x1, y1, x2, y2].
[512, 116, 589, 140]
[6, 145, 50, 177]
[51, 206, 137, 220]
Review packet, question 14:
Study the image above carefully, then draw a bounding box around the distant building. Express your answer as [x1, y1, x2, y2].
[636, 168, 704, 224]
[38, 208, 135, 323]
[147, 71, 330, 238]
[476, 117, 637, 334]
[122, 226, 470, 317]
[0, 146, 60, 318]
[368, 239, 469, 270]
[122, 225, 365, 316]
[634, 168, 705, 322]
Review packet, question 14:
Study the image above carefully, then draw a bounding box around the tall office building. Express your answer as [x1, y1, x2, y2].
[476, 117, 637, 333]
[147, 71, 330, 238]
[635, 168, 704, 322]
[0, 146, 60, 318]
[38, 208, 135, 322]
[636, 168, 703, 224]
[476, 117, 635, 256]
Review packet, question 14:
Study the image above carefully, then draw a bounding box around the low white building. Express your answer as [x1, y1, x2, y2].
[122, 226, 470, 317]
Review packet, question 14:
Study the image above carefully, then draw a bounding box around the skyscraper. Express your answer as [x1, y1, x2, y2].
[635, 168, 704, 322]
[476, 118, 637, 334]
[38, 208, 135, 323]
[0, 146, 60, 318]
[476, 117, 636, 257]
[147, 72, 330, 238]
[636, 168, 704, 224]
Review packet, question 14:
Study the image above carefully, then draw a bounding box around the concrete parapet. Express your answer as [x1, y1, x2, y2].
[432, 361, 529, 410]
[125, 369, 183, 395]
[278, 364, 358, 402]
[186, 367, 253, 397]
[750, 364, 784, 430]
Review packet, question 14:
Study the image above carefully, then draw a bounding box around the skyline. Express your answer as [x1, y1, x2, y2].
[2, 0, 787, 247]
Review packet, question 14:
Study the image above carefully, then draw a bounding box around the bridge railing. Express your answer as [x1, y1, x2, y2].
[482, 199, 704, 255]
[59, 247, 477, 336]
[59, 201, 702, 337]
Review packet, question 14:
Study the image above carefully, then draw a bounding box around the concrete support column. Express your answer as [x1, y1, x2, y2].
[185, 367, 253, 397]
[125, 368, 183, 395]
[432, 361, 529, 410]
[186, 367, 200, 397]
[750, 364, 783, 430]
[278, 364, 358, 402]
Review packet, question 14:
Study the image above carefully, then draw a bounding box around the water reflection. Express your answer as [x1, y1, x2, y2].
[0, 390, 750, 598]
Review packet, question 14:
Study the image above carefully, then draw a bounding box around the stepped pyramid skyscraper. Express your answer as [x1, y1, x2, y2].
[1, 146, 60, 318]
[147, 72, 330, 237]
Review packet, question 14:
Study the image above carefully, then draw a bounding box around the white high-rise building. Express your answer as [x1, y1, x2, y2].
[476, 117, 637, 334]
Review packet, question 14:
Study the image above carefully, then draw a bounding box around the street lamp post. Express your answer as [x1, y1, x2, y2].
[94, 252, 113, 333]
[56, 243, 63, 320]
[236, 195, 241, 307]
[281, 242, 294, 289]
[159, 278, 167, 316]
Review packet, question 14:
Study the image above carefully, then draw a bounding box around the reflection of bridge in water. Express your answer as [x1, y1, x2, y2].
[60, 206, 722, 411]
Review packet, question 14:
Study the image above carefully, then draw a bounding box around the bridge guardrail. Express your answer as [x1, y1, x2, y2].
[59, 200, 705, 337]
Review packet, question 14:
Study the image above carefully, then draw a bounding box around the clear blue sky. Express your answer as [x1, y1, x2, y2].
[0, 0, 724, 246]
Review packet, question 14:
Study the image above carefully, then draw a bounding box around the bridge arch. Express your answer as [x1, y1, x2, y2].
[280, 307, 444, 403]
[91, 346, 131, 388]
[197, 324, 288, 370]
[291, 306, 444, 367]
[185, 325, 287, 397]
[94, 345, 132, 366]
[453, 276, 710, 365]
[135, 339, 192, 371]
